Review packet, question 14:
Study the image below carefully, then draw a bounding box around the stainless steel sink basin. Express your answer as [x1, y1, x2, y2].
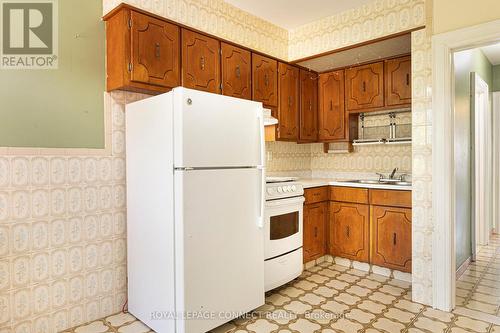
[339, 179, 412, 186]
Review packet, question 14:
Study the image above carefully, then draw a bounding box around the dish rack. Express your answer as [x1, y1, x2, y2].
[353, 110, 411, 146]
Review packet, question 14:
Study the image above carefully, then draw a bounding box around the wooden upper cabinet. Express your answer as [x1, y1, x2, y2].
[371, 205, 412, 272]
[345, 62, 384, 111]
[299, 70, 318, 142]
[303, 202, 327, 263]
[221, 43, 251, 99]
[329, 202, 370, 262]
[105, 8, 180, 93]
[318, 70, 346, 141]
[385, 56, 412, 106]
[182, 29, 220, 93]
[252, 54, 278, 107]
[277, 63, 300, 141]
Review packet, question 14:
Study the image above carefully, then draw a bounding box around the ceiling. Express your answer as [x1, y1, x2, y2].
[224, 0, 374, 29]
[297, 34, 411, 72]
[480, 43, 500, 65]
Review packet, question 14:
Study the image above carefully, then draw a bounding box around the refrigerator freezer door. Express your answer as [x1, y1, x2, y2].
[174, 168, 265, 333]
[173, 88, 264, 168]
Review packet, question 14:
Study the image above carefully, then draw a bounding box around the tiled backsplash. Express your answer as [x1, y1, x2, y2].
[266, 113, 413, 177]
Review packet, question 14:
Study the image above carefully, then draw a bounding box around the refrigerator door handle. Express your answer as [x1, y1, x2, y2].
[256, 109, 265, 229]
[257, 165, 265, 229]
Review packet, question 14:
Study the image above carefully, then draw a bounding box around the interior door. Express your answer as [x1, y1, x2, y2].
[174, 168, 264, 333]
[173, 88, 264, 168]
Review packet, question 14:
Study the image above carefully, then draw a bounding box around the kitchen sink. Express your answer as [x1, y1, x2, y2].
[340, 179, 412, 186]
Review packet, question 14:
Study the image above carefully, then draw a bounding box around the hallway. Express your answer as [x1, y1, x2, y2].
[456, 234, 500, 322]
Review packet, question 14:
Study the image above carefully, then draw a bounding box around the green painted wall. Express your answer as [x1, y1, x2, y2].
[0, 0, 105, 148]
[454, 49, 493, 270]
[493, 65, 500, 91]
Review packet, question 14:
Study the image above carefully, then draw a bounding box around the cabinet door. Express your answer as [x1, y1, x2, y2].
[252, 54, 278, 107]
[299, 70, 318, 142]
[329, 202, 370, 262]
[371, 206, 412, 272]
[130, 11, 180, 88]
[318, 70, 346, 141]
[221, 43, 251, 100]
[345, 62, 384, 111]
[303, 202, 327, 263]
[278, 63, 300, 141]
[182, 29, 220, 93]
[385, 56, 411, 106]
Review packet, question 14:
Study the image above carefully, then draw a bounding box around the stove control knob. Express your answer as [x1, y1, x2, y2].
[283, 187, 288, 192]
[291, 185, 296, 191]
[267, 188, 273, 194]
[287, 186, 293, 191]
[277, 187, 283, 193]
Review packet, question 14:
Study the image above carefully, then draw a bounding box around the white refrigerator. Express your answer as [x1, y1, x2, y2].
[126, 88, 266, 333]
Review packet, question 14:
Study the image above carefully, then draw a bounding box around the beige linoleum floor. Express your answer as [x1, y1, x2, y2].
[64, 235, 500, 333]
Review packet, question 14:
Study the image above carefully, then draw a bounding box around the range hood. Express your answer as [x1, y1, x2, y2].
[263, 108, 278, 126]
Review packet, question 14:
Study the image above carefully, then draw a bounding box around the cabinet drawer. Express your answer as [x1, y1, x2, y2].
[329, 186, 368, 204]
[369, 189, 412, 208]
[304, 186, 328, 204]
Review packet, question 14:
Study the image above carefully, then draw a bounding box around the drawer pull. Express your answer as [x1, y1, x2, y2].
[393, 233, 397, 245]
[155, 43, 161, 58]
[200, 56, 205, 70]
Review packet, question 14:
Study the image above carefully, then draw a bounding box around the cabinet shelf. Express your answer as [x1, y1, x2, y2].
[353, 110, 411, 146]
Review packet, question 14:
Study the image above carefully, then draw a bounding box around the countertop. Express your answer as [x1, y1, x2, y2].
[296, 178, 412, 191]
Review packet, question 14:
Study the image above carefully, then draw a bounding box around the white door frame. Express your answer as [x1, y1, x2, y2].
[493, 92, 500, 234]
[432, 18, 500, 311]
[471, 73, 491, 250]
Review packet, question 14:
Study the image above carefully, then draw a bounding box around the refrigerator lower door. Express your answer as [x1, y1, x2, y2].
[174, 168, 265, 333]
[172, 87, 264, 168]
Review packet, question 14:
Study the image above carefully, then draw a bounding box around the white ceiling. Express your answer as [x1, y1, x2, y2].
[480, 43, 500, 66]
[224, 0, 375, 29]
[297, 34, 411, 72]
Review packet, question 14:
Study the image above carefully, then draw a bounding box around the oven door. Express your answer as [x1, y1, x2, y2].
[264, 196, 304, 260]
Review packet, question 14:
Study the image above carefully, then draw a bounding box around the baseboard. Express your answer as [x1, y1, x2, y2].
[456, 256, 471, 279]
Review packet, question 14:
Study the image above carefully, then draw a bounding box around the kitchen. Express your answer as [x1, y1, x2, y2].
[3, 0, 499, 332]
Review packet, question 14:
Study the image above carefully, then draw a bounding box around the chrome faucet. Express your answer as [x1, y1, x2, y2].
[390, 167, 398, 179]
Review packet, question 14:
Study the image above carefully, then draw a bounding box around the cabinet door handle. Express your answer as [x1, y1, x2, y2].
[309, 100, 312, 111]
[346, 226, 350, 238]
[393, 233, 397, 245]
[155, 43, 161, 58]
[235, 65, 241, 78]
[330, 100, 333, 111]
[314, 227, 318, 238]
[264, 73, 269, 86]
[288, 96, 292, 107]
[362, 81, 366, 92]
[200, 56, 205, 70]
[406, 73, 410, 85]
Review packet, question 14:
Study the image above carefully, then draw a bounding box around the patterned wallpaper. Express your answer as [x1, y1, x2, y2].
[0, 91, 146, 332]
[102, 0, 289, 60]
[288, 0, 426, 61]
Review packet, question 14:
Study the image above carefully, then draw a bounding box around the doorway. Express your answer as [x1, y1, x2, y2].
[432, 19, 500, 313]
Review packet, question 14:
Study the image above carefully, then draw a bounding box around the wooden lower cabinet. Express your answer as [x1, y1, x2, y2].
[370, 205, 412, 272]
[329, 202, 370, 262]
[303, 202, 327, 263]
